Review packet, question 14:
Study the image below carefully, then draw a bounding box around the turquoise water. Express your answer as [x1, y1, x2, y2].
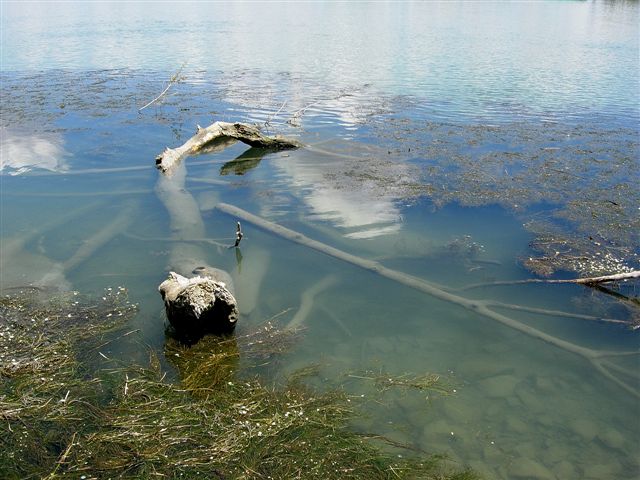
[1, 2, 639, 478]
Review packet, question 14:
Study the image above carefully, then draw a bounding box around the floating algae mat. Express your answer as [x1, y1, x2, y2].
[0, 289, 476, 479]
[364, 118, 640, 277]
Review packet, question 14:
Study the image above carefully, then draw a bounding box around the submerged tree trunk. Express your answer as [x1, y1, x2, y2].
[216, 202, 640, 399]
[155, 154, 238, 338]
[153, 119, 301, 337]
[155, 122, 301, 174]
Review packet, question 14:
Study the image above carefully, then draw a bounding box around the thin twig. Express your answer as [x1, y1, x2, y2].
[90, 329, 141, 352]
[264, 100, 287, 128]
[458, 271, 640, 292]
[123, 232, 231, 249]
[43, 432, 76, 479]
[287, 90, 357, 126]
[487, 301, 631, 326]
[139, 62, 186, 112]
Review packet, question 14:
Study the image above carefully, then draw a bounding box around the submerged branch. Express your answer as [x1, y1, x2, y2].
[216, 202, 640, 398]
[63, 203, 136, 273]
[264, 100, 287, 128]
[286, 275, 338, 331]
[486, 301, 630, 326]
[123, 232, 231, 249]
[592, 284, 640, 308]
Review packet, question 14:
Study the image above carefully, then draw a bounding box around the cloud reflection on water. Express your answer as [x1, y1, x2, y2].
[206, 71, 406, 240]
[271, 148, 407, 239]
[0, 130, 69, 175]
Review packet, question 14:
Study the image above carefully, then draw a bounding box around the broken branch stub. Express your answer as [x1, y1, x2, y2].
[155, 121, 301, 174]
[159, 272, 239, 337]
[234, 222, 243, 247]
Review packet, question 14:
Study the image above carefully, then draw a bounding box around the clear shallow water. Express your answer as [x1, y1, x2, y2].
[1, 2, 639, 479]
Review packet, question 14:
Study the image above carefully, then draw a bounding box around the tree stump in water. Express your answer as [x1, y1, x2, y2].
[159, 272, 239, 337]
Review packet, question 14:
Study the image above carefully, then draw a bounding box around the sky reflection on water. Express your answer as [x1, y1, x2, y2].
[0, 130, 69, 175]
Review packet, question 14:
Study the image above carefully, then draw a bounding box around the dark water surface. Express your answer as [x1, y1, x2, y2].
[1, 2, 639, 479]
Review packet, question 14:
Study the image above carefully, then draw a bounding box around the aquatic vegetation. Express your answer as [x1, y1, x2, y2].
[0, 290, 477, 479]
[366, 118, 640, 279]
[348, 371, 453, 396]
[0, 287, 136, 479]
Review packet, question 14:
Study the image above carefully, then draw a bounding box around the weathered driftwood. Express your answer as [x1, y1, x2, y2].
[572, 271, 640, 284]
[159, 272, 238, 336]
[216, 202, 640, 398]
[155, 122, 301, 174]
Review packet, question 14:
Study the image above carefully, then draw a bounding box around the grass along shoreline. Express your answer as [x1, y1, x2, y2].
[0, 288, 477, 479]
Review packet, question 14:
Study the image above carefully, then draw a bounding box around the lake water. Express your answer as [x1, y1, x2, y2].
[1, 1, 639, 479]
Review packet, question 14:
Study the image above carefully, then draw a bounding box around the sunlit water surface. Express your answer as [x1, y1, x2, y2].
[1, 2, 639, 479]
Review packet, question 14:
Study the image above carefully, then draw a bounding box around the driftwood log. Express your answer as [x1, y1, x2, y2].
[155, 122, 301, 174]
